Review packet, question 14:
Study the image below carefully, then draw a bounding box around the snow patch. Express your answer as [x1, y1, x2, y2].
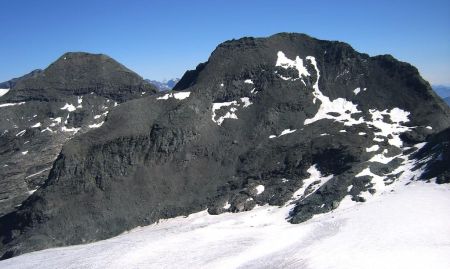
[275, 51, 310, 84]
[41, 127, 54, 133]
[27, 189, 37, 195]
[303, 56, 364, 126]
[211, 98, 252, 126]
[16, 130, 26, 136]
[21, 150, 28, 155]
[223, 202, 231, 210]
[31, 122, 41, 128]
[244, 79, 253, 84]
[0, 102, 25, 108]
[25, 168, 51, 179]
[366, 145, 380, 152]
[60, 103, 76, 112]
[0, 88, 10, 97]
[89, 121, 105, 128]
[255, 185, 265, 195]
[61, 126, 80, 133]
[49, 117, 62, 127]
[77, 96, 83, 108]
[269, 129, 296, 138]
[240, 97, 252, 108]
[279, 129, 296, 136]
[157, 91, 191, 100]
[292, 165, 333, 200]
[368, 108, 411, 147]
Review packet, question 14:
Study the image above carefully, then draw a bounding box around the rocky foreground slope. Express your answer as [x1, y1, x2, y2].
[0, 33, 449, 259]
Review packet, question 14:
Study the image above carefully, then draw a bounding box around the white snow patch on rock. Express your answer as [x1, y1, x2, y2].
[287, 51, 412, 148]
[31, 122, 41, 128]
[223, 202, 231, 210]
[303, 57, 364, 126]
[25, 168, 51, 179]
[0, 102, 25, 108]
[60, 103, 76, 112]
[244, 79, 253, 84]
[366, 145, 380, 152]
[269, 129, 296, 138]
[49, 117, 62, 127]
[212, 101, 238, 125]
[255, 185, 265, 195]
[211, 98, 252, 126]
[61, 126, 80, 133]
[368, 108, 411, 147]
[89, 121, 105, 128]
[275, 51, 310, 84]
[292, 165, 333, 200]
[41, 127, 54, 133]
[353, 87, 361, 95]
[21, 150, 28, 155]
[279, 129, 296, 136]
[16, 130, 26, 136]
[77, 96, 83, 108]
[27, 189, 37, 195]
[240, 97, 252, 108]
[157, 91, 191, 100]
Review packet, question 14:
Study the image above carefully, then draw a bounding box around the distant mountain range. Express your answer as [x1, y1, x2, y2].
[444, 97, 450, 106]
[432, 85, 450, 98]
[145, 78, 180, 91]
[431, 85, 450, 106]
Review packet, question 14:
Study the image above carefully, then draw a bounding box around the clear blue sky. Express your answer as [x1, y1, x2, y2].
[1, 0, 449, 85]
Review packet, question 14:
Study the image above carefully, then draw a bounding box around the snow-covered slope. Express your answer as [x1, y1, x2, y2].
[0, 179, 448, 269]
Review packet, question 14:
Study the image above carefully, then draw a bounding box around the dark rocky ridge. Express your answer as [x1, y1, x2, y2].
[1, 33, 449, 259]
[0, 70, 43, 89]
[0, 52, 157, 220]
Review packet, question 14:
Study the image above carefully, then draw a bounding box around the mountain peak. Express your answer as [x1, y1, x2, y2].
[3, 52, 156, 102]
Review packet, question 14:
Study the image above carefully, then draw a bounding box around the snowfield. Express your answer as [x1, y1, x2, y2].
[1, 181, 449, 269]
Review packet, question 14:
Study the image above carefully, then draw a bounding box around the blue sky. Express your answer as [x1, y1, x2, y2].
[0, 0, 449, 85]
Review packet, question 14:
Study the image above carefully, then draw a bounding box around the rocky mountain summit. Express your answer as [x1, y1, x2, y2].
[0, 53, 156, 220]
[0, 33, 449, 259]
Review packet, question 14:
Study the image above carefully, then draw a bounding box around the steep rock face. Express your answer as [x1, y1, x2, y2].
[1, 33, 449, 259]
[0, 53, 157, 219]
